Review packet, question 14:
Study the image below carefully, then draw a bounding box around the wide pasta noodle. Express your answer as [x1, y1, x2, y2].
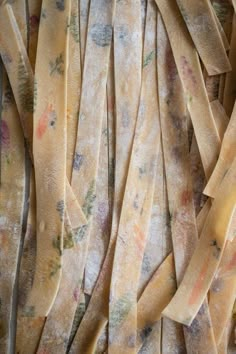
[163, 157, 236, 325]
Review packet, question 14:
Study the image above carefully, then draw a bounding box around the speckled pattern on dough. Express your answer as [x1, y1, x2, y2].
[0, 0, 235, 353]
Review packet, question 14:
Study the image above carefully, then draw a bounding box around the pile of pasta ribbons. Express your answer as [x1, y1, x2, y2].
[0, 0, 235, 353]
